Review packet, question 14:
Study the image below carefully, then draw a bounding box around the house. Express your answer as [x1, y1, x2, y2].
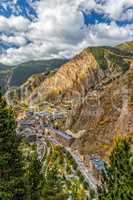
[19, 128, 37, 143]
[44, 126, 75, 146]
[26, 109, 34, 117]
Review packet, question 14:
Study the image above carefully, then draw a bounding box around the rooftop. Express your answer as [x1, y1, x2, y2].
[44, 126, 73, 140]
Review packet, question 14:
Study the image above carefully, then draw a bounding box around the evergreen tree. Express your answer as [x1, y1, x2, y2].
[98, 138, 133, 200]
[28, 146, 42, 200]
[0, 89, 26, 200]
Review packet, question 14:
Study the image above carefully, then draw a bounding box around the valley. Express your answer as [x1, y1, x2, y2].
[7, 42, 133, 157]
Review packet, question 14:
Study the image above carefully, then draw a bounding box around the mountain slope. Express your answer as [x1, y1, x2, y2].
[10, 59, 67, 86]
[7, 42, 133, 157]
[116, 41, 133, 54]
[30, 44, 133, 156]
[0, 63, 11, 71]
[66, 66, 132, 155]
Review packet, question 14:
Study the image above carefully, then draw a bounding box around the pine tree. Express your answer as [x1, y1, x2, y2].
[28, 146, 42, 200]
[0, 89, 26, 200]
[98, 138, 133, 200]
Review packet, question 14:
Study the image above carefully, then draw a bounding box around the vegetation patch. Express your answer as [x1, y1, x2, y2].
[90, 47, 130, 72]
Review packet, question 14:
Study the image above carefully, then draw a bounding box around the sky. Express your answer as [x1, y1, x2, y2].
[0, 0, 133, 65]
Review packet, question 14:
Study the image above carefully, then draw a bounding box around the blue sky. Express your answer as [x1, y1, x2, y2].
[0, 0, 133, 65]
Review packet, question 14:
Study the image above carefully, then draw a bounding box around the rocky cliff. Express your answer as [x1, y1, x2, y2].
[29, 46, 131, 104]
[66, 65, 133, 156]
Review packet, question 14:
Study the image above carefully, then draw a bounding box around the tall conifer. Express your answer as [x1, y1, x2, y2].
[0, 89, 26, 200]
[98, 138, 133, 200]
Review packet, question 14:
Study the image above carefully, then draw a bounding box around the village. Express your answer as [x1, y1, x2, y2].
[17, 107, 106, 190]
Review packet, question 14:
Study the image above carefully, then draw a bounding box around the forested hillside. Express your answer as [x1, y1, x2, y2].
[0, 59, 67, 94]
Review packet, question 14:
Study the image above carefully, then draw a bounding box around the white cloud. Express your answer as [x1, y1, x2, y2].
[82, 0, 133, 20]
[0, 0, 133, 65]
[1, 34, 27, 46]
[87, 22, 133, 46]
[101, 0, 133, 20]
[121, 8, 133, 21]
[0, 15, 30, 32]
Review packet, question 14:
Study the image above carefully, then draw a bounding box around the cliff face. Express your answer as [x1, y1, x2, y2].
[66, 66, 133, 156]
[30, 49, 99, 103]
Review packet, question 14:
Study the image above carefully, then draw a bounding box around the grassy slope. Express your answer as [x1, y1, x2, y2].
[90, 46, 132, 72]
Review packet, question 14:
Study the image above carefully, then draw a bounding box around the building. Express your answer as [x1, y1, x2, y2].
[19, 128, 37, 143]
[44, 126, 75, 146]
[65, 129, 85, 139]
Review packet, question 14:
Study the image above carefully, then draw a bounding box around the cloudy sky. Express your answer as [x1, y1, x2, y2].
[0, 0, 133, 65]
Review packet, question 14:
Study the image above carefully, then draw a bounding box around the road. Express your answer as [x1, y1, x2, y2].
[66, 147, 97, 191]
[44, 126, 98, 190]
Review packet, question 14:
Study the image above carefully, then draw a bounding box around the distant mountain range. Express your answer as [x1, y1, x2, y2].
[0, 59, 67, 94]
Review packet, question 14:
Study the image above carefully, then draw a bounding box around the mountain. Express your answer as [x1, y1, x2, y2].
[0, 59, 67, 94]
[0, 63, 9, 70]
[26, 45, 132, 104]
[6, 42, 133, 157]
